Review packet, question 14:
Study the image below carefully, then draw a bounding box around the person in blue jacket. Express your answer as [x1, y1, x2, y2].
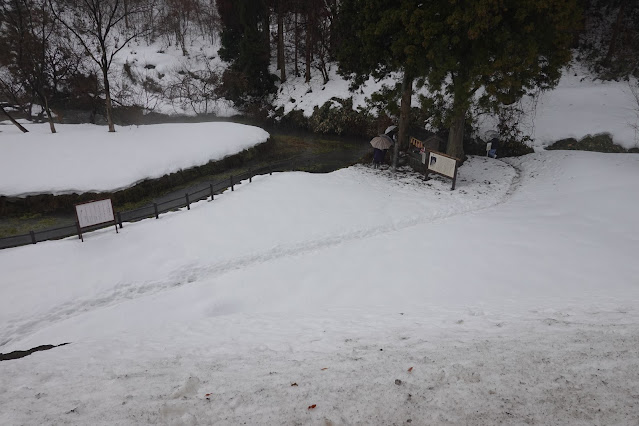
[488, 136, 499, 158]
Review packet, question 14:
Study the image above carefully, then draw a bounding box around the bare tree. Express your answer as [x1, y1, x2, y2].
[0, 103, 29, 132]
[160, 0, 199, 55]
[0, 0, 77, 133]
[49, 0, 148, 132]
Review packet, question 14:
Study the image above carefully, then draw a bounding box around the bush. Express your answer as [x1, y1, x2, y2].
[546, 133, 627, 153]
[276, 108, 310, 131]
[308, 97, 373, 136]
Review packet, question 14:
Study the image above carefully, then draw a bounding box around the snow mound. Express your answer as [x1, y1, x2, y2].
[0, 122, 269, 197]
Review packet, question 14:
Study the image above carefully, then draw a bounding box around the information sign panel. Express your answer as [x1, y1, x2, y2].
[421, 149, 460, 190]
[427, 152, 457, 179]
[76, 199, 115, 228]
[74, 198, 118, 241]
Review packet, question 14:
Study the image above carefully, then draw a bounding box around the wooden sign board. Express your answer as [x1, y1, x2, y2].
[74, 198, 118, 241]
[410, 136, 424, 149]
[410, 136, 441, 152]
[422, 149, 460, 190]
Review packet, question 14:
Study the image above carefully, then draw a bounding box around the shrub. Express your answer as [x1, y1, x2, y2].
[277, 108, 309, 131]
[308, 97, 373, 136]
[546, 133, 627, 153]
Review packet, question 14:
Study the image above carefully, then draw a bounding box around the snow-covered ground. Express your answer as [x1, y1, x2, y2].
[1, 150, 638, 424]
[0, 122, 268, 197]
[476, 66, 639, 151]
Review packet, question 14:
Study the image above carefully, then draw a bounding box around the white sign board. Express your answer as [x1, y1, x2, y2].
[426, 152, 457, 179]
[76, 199, 115, 228]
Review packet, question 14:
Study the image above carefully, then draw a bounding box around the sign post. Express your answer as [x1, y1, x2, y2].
[74, 198, 119, 242]
[422, 149, 460, 190]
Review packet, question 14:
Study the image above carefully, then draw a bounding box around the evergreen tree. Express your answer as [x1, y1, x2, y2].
[217, 0, 275, 105]
[335, 0, 430, 169]
[409, 0, 581, 158]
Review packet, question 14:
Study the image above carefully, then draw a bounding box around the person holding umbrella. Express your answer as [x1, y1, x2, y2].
[370, 126, 397, 168]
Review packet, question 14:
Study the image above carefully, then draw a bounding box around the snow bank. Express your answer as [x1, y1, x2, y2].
[0, 122, 269, 197]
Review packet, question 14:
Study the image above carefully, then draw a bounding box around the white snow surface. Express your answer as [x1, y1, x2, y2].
[476, 66, 639, 150]
[0, 122, 269, 197]
[1, 150, 639, 424]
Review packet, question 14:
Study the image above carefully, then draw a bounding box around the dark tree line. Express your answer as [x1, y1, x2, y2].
[579, 0, 639, 77]
[215, 0, 339, 105]
[1, 0, 636, 139]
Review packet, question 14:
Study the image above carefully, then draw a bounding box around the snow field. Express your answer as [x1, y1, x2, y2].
[1, 150, 639, 424]
[0, 156, 514, 348]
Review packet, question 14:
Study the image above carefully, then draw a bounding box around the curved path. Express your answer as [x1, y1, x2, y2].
[0, 157, 519, 350]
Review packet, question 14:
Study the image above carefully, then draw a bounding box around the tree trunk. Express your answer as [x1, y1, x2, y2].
[101, 64, 116, 132]
[294, 11, 299, 76]
[1, 105, 29, 133]
[305, 6, 312, 83]
[446, 112, 465, 160]
[603, 0, 627, 66]
[398, 72, 413, 152]
[263, 5, 270, 56]
[43, 97, 56, 134]
[277, 1, 286, 82]
[393, 71, 413, 171]
[124, 0, 129, 28]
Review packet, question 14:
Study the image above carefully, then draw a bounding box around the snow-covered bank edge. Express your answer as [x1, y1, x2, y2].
[0, 122, 270, 197]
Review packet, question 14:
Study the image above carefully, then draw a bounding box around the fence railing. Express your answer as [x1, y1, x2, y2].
[0, 161, 292, 250]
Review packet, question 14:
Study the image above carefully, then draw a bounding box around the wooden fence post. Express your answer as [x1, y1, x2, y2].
[76, 221, 83, 242]
[117, 211, 123, 228]
[230, 175, 234, 191]
[30, 230, 36, 245]
[210, 183, 214, 200]
[186, 193, 190, 210]
[154, 203, 159, 219]
[249, 168, 252, 183]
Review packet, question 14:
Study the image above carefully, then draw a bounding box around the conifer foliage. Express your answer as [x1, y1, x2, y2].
[337, 0, 581, 159]
[216, 0, 275, 105]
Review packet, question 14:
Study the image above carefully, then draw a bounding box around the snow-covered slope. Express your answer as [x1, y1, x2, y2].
[113, 35, 639, 151]
[1, 151, 638, 424]
[275, 62, 639, 151]
[476, 65, 639, 150]
[0, 122, 268, 197]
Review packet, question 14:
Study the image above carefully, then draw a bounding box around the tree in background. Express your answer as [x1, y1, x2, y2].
[217, 0, 274, 106]
[275, 0, 337, 85]
[275, 0, 286, 83]
[579, 0, 639, 78]
[160, 0, 199, 55]
[0, 0, 78, 133]
[49, 0, 149, 132]
[410, 0, 581, 159]
[336, 0, 431, 169]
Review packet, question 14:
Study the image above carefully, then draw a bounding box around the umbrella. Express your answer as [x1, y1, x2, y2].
[370, 134, 393, 150]
[385, 125, 397, 134]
